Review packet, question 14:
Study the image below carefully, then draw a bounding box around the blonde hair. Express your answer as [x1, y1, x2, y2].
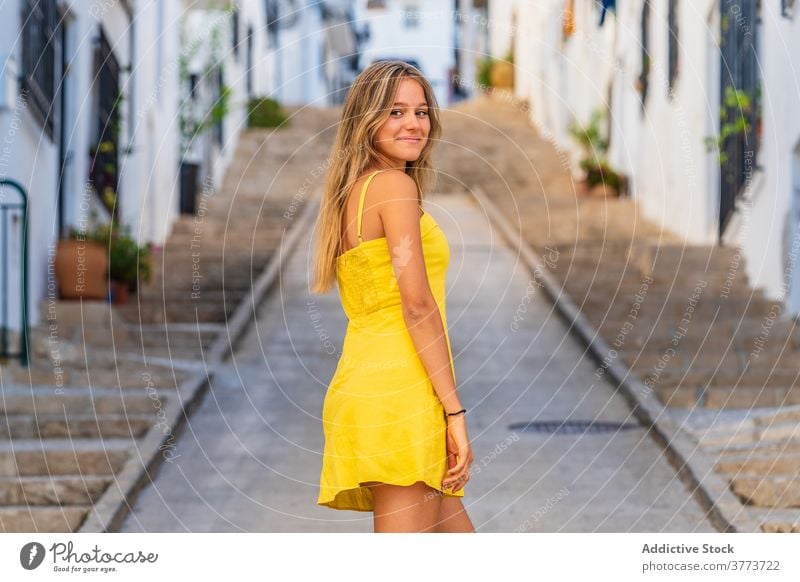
[310, 60, 441, 294]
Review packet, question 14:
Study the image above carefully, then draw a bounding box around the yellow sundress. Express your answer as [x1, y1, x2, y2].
[317, 169, 464, 511]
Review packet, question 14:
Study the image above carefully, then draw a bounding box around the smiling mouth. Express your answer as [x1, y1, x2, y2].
[398, 137, 421, 142]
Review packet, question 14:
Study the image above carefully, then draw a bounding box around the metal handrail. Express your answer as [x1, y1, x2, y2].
[0, 178, 29, 366]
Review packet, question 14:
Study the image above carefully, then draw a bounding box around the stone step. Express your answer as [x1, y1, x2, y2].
[1, 364, 190, 390]
[747, 508, 800, 532]
[127, 324, 220, 348]
[0, 439, 131, 476]
[596, 326, 752, 353]
[598, 319, 798, 350]
[715, 453, 800, 477]
[115, 300, 236, 323]
[164, 231, 285, 250]
[168, 216, 287, 236]
[730, 475, 800, 508]
[584, 299, 780, 321]
[704, 436, 800, 456]
[0, 475, 110, 505]
[558, 243, 741, 264]
[122, 334, 216, 351]
[136, 287, 250, 303]
[0, 505, 88, 532]
[649, 367, 799, 388]
[578, 286, 765, 307]
[149, 255, 273, 283]
[0, 413, 154, 439]
[621, 351, 745, 372]
[655, 386, 800, 409]
[0, 386, 168, 416]
[560, 268, 741, 284]
[556, 256, 739, 279]
[687, 411, 800, 448]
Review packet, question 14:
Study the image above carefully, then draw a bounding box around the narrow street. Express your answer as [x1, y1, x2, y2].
[119, 190, 715, 533]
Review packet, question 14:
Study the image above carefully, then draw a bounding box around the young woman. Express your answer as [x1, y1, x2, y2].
[311, 60, 474, 533]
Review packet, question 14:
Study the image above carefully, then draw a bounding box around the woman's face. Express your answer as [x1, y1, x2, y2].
[373, 78, 430, 168]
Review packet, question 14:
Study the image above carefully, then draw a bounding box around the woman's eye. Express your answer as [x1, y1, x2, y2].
[390, 110, 428, 116]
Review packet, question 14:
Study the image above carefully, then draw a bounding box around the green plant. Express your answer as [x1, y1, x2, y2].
[704, 86, 756, 165]
[568, 108, 626, 196]
[71, 221, 152, 289]
[178, 19, 231, 159]
[476, 56, 494, 88]
[580, 159, 624, 192]
[568, 109, 609, 155]
[108, 234, 152, 288]
[247, 97, 289, 128]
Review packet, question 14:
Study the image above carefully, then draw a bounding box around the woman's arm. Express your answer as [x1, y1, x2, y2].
[371, 170, 463, 413]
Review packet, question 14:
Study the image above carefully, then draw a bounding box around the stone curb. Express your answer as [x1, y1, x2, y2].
[471, 185, 762, 533]
[78, 190, 321, 532]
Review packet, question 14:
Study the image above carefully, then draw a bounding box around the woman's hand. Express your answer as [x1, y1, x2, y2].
[442, 414, 473, 493]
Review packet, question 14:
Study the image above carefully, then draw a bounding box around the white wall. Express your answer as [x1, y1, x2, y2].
[355, 0, 455, 107]
[727, 6, 800, 306]
[492, 0, 800, 310]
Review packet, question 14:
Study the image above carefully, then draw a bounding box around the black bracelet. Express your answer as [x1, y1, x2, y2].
[445, 408, 467, 417]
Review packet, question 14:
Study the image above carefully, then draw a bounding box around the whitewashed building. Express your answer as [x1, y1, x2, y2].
[260, 0, 487, 106]
[491, 0, 800, 314]
[354, 0, 457, 106]
[0, 0, 271, 357]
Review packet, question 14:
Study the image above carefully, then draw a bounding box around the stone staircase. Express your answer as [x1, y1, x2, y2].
[440, 93, 800, 532]
[0, 106, 340, 532]
[0, 348, 194, 531]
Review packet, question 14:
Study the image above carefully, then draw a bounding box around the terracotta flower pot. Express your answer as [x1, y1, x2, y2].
[55, 239, 109, 300]
[490, 61, 514, 89]
[110, 280, 130, 305]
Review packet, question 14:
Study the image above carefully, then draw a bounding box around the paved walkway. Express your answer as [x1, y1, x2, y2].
[119, 193, 715, 532]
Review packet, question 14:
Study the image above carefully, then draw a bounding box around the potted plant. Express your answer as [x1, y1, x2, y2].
[489, 49, 514, 89]
[55, 230, 109, 300]
[86, 221, 153, 305]
[247, 97, 288, 128]
[568, 108, 627, 197]
[704, 86, 759, 165]
[475, 56, 494, 89]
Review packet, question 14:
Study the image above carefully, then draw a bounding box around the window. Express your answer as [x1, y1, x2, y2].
[213, 67, 224, 147]
[20, 0, 60, 139]
[232, 5, 240, 58]
[667, 0, 679, 96]
[90, 27, 122, 217]
[246, 26, 254, 97]
[718, 0, 761, 235]
[638, 0, 651, 112]
[265, 0, 278, 49]
[403, 5, 421, 28]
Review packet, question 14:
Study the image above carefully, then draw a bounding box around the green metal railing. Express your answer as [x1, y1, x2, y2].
[0, 179, 29, 367]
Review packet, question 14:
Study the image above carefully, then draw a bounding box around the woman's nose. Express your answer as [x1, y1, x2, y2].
[404, 112, 421, 128]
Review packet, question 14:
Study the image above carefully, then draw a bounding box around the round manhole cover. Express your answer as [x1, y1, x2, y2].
[508, 420, 641, 435]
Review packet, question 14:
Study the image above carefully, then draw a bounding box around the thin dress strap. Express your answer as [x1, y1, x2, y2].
[357, 170, 384, 243]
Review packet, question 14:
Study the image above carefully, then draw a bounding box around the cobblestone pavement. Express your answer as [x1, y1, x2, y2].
[119, 192, 715, 532]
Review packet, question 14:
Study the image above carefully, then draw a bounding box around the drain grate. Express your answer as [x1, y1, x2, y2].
[508, 420, 641, 435]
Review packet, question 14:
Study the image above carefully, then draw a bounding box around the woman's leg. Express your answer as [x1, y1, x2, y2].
[434, 496, 475, 533]
[365, 481, 443, 533]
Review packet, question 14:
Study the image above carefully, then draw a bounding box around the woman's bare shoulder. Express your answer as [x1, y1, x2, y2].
[369, 170, 418, 207]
